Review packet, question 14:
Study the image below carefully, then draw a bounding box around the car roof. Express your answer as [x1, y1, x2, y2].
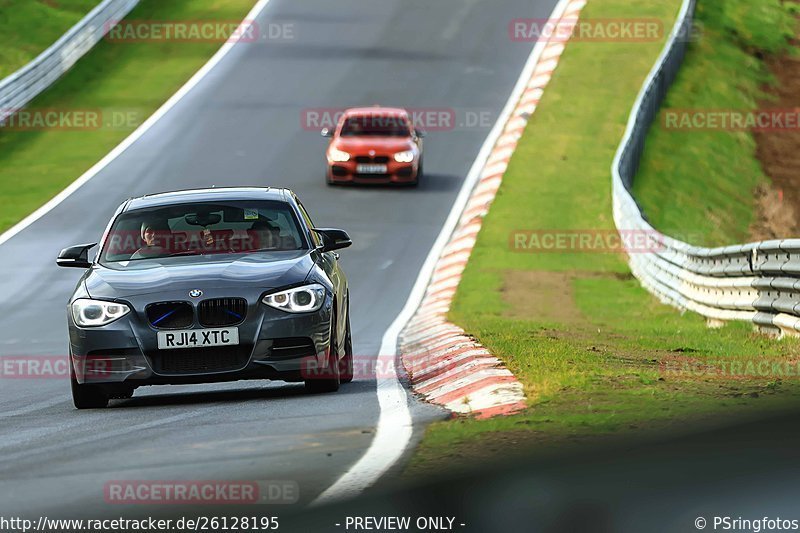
[124, 187, 292, 211]
[343, 106, 409, 118]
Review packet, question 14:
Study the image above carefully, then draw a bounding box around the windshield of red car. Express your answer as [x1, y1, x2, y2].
[339, 115, 411, 137]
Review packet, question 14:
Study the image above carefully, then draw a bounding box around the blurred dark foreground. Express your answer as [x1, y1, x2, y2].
[45, 410, 800, 532]
[290, 410, 800, 533]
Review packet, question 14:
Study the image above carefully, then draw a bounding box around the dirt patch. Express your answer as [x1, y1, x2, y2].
[501, 271, 584, 324]
[749, 183, 797, 240]
[751, 48, 800, 239]
[500, 270, 631, 325]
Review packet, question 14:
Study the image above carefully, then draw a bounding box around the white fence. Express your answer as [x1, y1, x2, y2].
[0, 0, 139, 124]
[612, 0, 800, 337]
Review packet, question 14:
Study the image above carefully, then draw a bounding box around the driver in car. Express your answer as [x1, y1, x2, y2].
[130, 221, 169, 259]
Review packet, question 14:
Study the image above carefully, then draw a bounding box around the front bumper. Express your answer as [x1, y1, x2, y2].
[327, 159, 418, 184]
[69, 290, 333, 387]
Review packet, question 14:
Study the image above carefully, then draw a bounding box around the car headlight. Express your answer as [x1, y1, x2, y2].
[263, 283, 326, 313]
[71, 299, 130, 327]
[328, 148, 351, 162]
[394, 150, 415, 163]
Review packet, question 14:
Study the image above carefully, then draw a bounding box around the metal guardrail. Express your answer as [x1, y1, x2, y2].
[0, 0, 139, 125]
[612, 0, 800, 337]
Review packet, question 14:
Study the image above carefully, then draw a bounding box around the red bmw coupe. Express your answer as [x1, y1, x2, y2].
[322, 106, 425, 186]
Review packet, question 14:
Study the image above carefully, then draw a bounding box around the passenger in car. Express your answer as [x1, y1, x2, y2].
[249, 218, 281, 251]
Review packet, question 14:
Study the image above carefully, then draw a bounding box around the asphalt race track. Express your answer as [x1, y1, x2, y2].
[0, 0, 558, 517]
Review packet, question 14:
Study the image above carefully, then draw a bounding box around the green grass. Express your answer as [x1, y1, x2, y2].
[0, 0, 257, 232]
[0, 0, 101, 79]
[632, 0, 797, 246]
[406, 0, 800, 477]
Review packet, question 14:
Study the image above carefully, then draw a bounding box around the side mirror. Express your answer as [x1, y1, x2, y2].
[321, 128, 333, 138]
[415, 129, 426, 138]
[315, 228, 352, 253]
[57, 243, 97, 269]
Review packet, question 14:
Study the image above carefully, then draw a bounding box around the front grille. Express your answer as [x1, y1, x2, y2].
[146, 302, 194, 329]
[270, 337, 316, 359]
[149, 345, 251, 374]
[198, 298, 247, 327]
[354, 155, 389, 164]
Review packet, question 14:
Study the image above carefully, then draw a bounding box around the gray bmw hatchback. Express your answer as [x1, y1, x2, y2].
[57, 187, 353, 409]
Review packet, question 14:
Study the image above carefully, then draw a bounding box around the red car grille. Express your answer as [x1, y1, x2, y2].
[354, 155, 389, 164]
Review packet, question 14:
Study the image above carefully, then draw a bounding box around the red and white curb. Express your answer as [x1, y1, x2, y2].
[398, 0, 588, 419]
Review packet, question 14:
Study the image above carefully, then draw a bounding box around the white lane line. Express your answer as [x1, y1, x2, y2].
[0, 0, 276, 248]
[312, 0, 574, 504]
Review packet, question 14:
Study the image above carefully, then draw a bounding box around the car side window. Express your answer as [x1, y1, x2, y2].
[297, 202, 321, 248]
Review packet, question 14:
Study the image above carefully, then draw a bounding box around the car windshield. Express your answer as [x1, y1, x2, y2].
[99, 200, 306, 266]
[340, 115, 410, 137]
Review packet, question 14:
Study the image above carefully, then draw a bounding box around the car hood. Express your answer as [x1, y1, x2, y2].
[334, 137, 414, 153]
[84, 251, 315, 299]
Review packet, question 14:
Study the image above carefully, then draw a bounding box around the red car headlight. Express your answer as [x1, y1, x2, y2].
[328, 148, 351, 162]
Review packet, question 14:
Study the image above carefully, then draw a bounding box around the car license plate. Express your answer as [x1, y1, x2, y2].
[157, 328, 239, 349]
[356, 164, 388, 174]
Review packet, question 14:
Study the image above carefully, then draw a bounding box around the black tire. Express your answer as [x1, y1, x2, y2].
[71, 366, 109, 409]
[405, 162, 421, 187]
[326, 168, 338, 186]
[340, 315, 354, 384]
[305, 312, 341, 393]
[108, 387, 135, 400]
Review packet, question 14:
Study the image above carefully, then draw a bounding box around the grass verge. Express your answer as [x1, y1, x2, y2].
[0, 0, 100, 79]
[0, 0, 257, 233]
[405, 0, 800, 478]
[632, 0, 797, 246]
